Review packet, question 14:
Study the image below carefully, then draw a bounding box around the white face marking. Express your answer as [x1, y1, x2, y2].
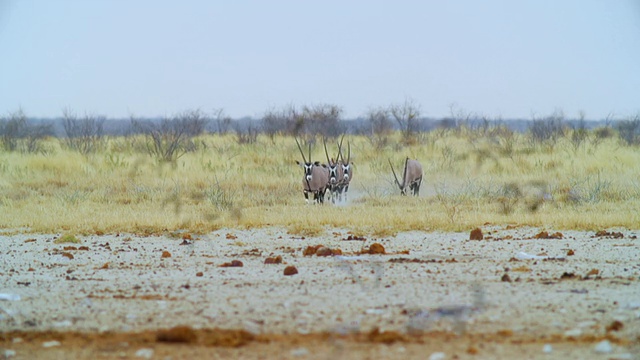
[342, 164, 350, 181]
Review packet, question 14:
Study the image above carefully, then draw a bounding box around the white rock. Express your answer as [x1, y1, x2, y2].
[290, 347, 309, 356]
[3, 349, 16, 358]
[42, 340, 61, 348]
[563, 328, 582, 337]
[52, 320, 72, 328]
[429, 352, 446, 360]
[135, 348, 154, 359]
[609, 354, 633, 360]
[542, 344, 552, 353]
[12, 338, 22, 343]
[0, 294, 20, 301]
[594, 340, 612, 353]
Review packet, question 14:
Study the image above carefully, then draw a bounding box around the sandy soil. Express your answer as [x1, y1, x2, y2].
[0, 226, 639, 359]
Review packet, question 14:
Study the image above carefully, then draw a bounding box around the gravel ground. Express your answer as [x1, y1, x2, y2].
[1, 226, 639, 359]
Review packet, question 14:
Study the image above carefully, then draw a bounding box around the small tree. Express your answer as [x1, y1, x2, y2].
[366, 107, 393, 148]
[62, 108, 106, 154]
[0, 109, 27, 151]
[616, 114, 640, 146]
[389, 99, 421, 144]
[131, 110, 209, 162]
[0, 109, 53, 153]
[528, 110, 566, 148]
[302, 103, 343, 138]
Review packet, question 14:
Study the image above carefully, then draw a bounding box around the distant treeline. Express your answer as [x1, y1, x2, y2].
[1, 114, 617, 138]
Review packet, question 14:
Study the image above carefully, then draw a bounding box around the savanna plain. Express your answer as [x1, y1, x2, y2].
[1, 128, 639, 359]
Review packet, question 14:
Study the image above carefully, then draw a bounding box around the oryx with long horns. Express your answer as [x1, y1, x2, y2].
[337, 135, 353, 202]
[389, 157, 423, 196]
[295, 138, 329, 204]
[323, 137, 344, 204]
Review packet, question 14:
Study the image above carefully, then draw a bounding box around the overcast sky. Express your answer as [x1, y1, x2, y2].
[0, 0, 639, 120]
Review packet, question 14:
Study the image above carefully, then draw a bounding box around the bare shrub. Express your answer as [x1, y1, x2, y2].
[528, 110, 567, 148]
[131, 110, 209, 162]
[261, 105, 305, 139]
[209, 108, 232, 134]
[366, 107, 393, 148]
[234, 122, 259, 144]
[0, 109, 54, 153]
[62, 108, 106, 154]
[389, 99, 421, 145]
[303, 104, 344, 138]
[569, 112, 588, 152]
[616, 114, 640, 146]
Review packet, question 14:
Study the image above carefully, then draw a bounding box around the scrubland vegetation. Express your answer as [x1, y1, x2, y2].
[1, 107, 640, 236]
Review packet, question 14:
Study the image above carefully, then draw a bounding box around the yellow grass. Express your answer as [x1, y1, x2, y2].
[1, 131, 639, 236]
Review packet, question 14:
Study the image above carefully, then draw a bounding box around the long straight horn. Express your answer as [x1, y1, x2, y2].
[338, 134, 345, 163]
[323, 137, 331, 164]
[389, 159, 401, 188]
[295, 137, 307, 163]
[346, 141, 351, 164]
[308, 142, 312, 162]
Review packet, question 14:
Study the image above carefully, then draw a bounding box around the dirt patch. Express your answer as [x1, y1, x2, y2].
[1, 226, 639, 359]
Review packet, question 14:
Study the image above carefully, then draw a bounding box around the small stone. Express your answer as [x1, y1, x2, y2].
[220, 260, 243, 267]
[303, 245, 320, 256]
[284, 266, 298, 276]
[291, 347, 309, 356]
[566, 249, 575, 256]
[469, 228, 483, 240]
[542, 344, 553, 353]
[196, 271, 203, 277]
[161, 250, 171, 258]
[501, 273, 512, 282]
[316, 247, 333, 256]
[42, 340, 61, 348]
[156, 325, 197, 343]
[264, 256, 283, 264]
[606, 320, 624, 332]
[594, 340, 612, 353]
[368, 243, 385, 254]
[564, 328, 582, 337]
[135, 348, 154, 359]
[3, 349, 16, 358]
[429, 352, 446, 360]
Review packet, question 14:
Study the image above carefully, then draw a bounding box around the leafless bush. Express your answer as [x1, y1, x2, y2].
[234, 122, 259, 144]
[210, 108, 232, 134]
[389, 99, 421, 145]
[569, 112, 588, 152]
[131, 110, 209, 162]
[261, 105, 304, 139]
[303, 103, 344, 138]
[0, 109, 54, 153]
[62, 108, 106, 154]
[366, 107, 393, 148]
[615, 114, 640, 146]
[528, 110, 567, 148]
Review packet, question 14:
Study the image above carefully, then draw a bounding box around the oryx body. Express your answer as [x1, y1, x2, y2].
[296, 138, 329, 204]
[337, 136, 353, 203]
[324, 138, 345, 204]
[389, 158, 423, 196]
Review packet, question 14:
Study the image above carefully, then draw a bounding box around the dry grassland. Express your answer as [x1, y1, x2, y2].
[2, 130, 639, 236]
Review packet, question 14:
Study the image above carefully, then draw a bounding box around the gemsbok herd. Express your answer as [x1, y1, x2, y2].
[295, 137, 423, 204]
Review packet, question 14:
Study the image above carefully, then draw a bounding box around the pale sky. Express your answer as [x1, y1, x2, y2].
[0, 0, 639, 120]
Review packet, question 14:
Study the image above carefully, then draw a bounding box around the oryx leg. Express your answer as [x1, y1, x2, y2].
[304, 190, 310, 204]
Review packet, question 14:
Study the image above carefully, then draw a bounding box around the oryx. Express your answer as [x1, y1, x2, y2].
[389, 157, 423, 196]
[295, 138, 329, 204]
[337, 136, 353, 202]
[323, 137, 344, 204]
